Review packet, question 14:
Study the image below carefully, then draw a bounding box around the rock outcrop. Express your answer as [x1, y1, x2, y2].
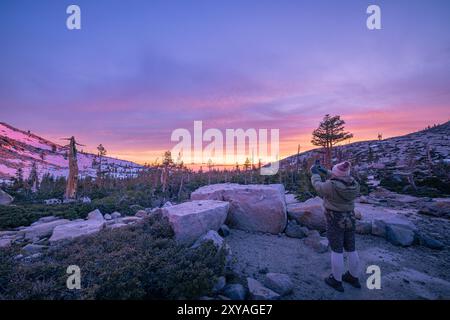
[19, 219, 71, 242]
[0, 189, 13, 205]
[264, 273, 294, 295]
[287, 196, 326, 232]
[191, 183, 287, 234]
[49, 210, 107, 243]
[161, 200, 229, 245]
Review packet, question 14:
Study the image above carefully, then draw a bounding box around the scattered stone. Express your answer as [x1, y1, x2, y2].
[87, 209, 104, 221]
[222, 283, 246, 300]
[111, 212, 121, 219]
[163, 201, 173, 207]
[285, 220, 308, 238]
[20, 219, 71, 242]
[191, 183, 287, 234]
[371, 216, 417, 239]
[49, 219, 106, 243]
[120, 216, 142, 224]
[355, 220, 372, 234]
[192, 230, 225, 250]
[419, 200, 450, 218]
[418, 234, 445, 250]
[135, 210, 148, 218]
[162, 200, 229, 245]
[304, 233, 329, 253]
[104, 214, 112, 220]
[264, 273, 294, 295]
[386, 225, 415, 247]
[247, 277, 280, 300]
[0, 238, 12, 248]
[218, 224, 231, 237]
[287, 197, 326, 232]
[80, 196, 91, 204]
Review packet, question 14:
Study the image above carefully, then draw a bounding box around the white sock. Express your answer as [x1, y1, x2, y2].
[346, 251, 360, 278]
[331, 251, 344, 282]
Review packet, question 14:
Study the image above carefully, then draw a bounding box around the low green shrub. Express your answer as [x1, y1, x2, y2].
[0, 215, 225, 300]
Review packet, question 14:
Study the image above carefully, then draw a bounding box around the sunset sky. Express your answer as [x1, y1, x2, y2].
[1, 0, 449, 165]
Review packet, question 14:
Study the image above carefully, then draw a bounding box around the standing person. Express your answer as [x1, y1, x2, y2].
[310, 160, 361, 292]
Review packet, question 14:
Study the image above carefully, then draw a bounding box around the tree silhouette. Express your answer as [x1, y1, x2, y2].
[311, 114, 353, 167]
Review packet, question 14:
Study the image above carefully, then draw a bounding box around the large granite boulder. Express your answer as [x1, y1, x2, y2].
[0, 189, 13, 205]
[191, 183, 287, 234]
[161, 200, 229, 245]
[49, 219, 106, 243]
[287, 197, 326, 232]
[19, 219, 71, 242]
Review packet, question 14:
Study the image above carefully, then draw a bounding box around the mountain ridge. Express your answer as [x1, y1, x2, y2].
[0, 122, 142, 182]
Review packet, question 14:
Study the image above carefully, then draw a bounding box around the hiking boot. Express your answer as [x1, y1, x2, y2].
[324, 274, 344, 292]
[342, 271, 361, 288]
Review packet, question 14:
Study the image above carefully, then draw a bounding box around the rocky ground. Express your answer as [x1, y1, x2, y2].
[227, 229, 450, 300]
[224, 191, 450, 300]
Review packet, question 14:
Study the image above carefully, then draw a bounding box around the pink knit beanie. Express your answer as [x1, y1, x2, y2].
[332, 161, 351, 177]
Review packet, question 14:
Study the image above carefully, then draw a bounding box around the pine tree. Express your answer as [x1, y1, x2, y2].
[311, 114, 353, 167]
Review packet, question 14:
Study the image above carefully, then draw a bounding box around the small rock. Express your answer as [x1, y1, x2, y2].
[285, 221, 308, 238]
[192, 230, 231, 256]
[163, 201, 173, 207]
[0, 238, 12, 248]
[264, 273, 294, 295]
[418, 234, 445, 250]
[247, 277, 280, 300]
[111, 212, 122, 219]
[79, 196, 91, 204]
[304, 234, 329, 253]
[120, 216, 142, 224]
[418, 200, 450, 218]
[135, 210, 148, 218]
[355, 220, 372, 234]
[222, 284, 246, 300]
[87, 209, 104, 221]
[104, 214, 112, 220]
[218, 224, 231, 237]
[386, 225, 415, 247]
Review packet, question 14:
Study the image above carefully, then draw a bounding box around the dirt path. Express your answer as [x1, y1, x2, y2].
[227, 229, 450, 300]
